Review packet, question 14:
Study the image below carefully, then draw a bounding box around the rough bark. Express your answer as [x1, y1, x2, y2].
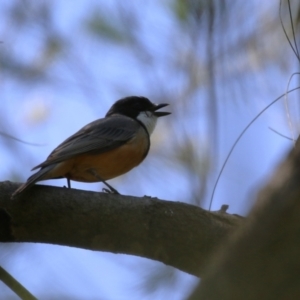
[0, 182, 242, 277]
[189, 137, 300, 299]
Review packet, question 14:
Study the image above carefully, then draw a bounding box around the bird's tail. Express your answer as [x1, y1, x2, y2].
[12, 165, 54, 198]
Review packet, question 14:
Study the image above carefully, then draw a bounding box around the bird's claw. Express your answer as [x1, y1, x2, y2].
[102, 188, 120, 194]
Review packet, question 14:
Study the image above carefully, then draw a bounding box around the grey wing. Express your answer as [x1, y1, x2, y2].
[32, 116, 139, 170]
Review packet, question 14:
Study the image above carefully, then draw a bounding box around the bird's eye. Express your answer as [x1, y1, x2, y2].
[133, 102, 142, 110]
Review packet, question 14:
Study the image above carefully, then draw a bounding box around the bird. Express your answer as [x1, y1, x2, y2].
[12, 96, 170, 197]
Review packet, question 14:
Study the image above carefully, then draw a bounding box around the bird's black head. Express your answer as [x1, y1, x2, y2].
[106, 96, 170, 119]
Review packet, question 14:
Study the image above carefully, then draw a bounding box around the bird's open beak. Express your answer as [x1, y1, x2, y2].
[153, 103, 171, 117]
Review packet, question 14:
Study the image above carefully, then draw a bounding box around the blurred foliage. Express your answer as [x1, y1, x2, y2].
[86, 12, 131, 43]
[1, 0, 300, 299]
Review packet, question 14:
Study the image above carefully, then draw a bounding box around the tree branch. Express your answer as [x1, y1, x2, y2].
[0, 182, 242, 277]
[0, 266, 37, 300]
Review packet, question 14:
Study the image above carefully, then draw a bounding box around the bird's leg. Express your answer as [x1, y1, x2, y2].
[88, 169, 120, 194]
[62, 178, 71, 188]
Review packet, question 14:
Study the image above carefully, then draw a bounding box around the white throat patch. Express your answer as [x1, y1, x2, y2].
[137, 111, 157, 135]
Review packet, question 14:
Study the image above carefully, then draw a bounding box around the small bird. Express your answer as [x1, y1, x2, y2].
[12, 96, 170, 197]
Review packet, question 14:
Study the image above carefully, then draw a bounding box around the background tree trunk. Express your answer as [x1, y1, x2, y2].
[189, 136, 300, 299]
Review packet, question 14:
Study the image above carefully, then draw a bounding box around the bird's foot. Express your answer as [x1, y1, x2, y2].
[102, 187, 120, 194]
